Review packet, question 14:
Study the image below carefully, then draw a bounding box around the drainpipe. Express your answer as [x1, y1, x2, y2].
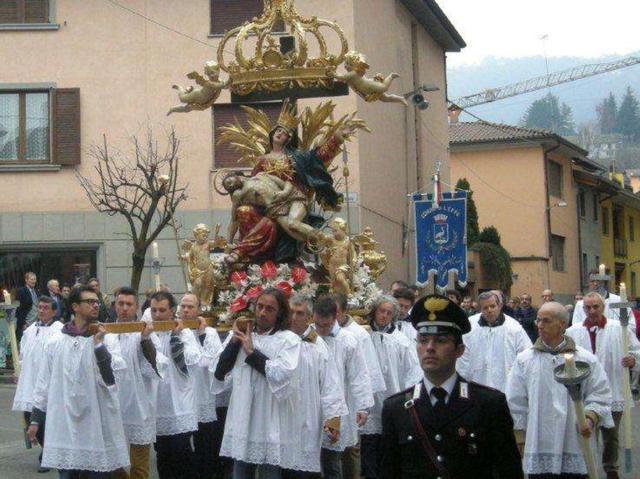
[544, 143, 561, 290]
[576, 189, 584, 291]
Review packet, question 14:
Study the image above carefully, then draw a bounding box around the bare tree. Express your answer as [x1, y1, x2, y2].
[76, 127, 188, 292]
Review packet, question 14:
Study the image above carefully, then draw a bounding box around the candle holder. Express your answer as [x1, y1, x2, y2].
[553, 360, 598, 479]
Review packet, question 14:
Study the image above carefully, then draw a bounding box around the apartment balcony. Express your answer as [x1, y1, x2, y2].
[614, 238, 628, 258]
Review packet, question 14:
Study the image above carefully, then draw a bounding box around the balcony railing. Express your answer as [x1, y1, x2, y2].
[614, 238, 628, 258]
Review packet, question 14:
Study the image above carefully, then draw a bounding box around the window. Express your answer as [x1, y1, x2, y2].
[547, 160, 563, 198]
[550, 234, 565, 272]
[593, 193, 599, 221]
[0, 88, 80, 165]
[0, 248, 97, 293]
[210, 0, 284, 35]
[0, 0, 50, 24]
[578, 191, 586, 218]
[629, 216, 635, 242]
[602, 207, 610, 235]
[213, 101, 283, 168]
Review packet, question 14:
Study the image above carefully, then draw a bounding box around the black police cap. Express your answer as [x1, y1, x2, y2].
[410, 294, 471, 336]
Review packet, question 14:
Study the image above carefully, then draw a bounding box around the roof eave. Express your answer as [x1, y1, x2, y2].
[400, 0, 466, 52]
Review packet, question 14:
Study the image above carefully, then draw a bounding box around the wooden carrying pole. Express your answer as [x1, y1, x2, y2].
[88, 318, 217, 335]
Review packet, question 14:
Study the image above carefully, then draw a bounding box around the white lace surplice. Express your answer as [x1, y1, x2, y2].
[193, 327, 223, 423]
[155, 328, 202, 436]
[322, 328, 374, 452]
[343, 319, 386, 394]
[116, 331, 169, 445]
[33, 332, 129, 472]
[282, 334, 348, 472]
[566, 322, 640, 411]
[572, 294, 635, 331]
[506, 345, 613, 475]
[458, 315, 532, 392]
[219, 330, 301, 466]
[12, 321, 63, 412]
[361, 328, 423, 435]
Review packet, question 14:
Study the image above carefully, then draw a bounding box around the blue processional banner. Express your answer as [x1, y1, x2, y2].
[413, 191, 467, 289]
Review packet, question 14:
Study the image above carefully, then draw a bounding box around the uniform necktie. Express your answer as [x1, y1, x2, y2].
[432, 387, 447, 414]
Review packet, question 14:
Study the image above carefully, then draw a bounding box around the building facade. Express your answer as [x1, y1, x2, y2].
[0, 0, 464, 296]
[449, 121, 604, 305]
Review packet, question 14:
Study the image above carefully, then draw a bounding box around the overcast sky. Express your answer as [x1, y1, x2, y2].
[437, 0, 640, 67]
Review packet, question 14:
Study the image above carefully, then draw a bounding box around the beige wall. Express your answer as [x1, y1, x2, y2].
[354, 0, 449, 286]
[450, 143, 581, 301]
[1, 0, 452, 289]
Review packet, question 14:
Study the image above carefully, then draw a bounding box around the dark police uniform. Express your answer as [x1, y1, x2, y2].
[379, 294, 524, 479]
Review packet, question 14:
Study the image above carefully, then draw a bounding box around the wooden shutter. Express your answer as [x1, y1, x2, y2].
[53, 88, 81, 166]
[213, 102, 282, 168]
[210, 0, 266, 35]
[24, 0, 48, 23]
[0, 0, 19, 23]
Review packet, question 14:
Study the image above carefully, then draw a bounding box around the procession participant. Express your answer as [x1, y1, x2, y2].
[151, 291, 202, 479]
[180, 293, 223, 479]
[313, 294, 374, 479]
[360, 295, 422, 479]
[457, 291, 532, 392]
[507, 301, 613, 479]
[112, 287, 168, 479]
[45, 279, 64, 322]
[12, 296, 63, 473]
[334, 292, 384, 478]
[566, 292, 640, 479]
[393, 287, 419, 341]
[213, 288, 301, 479]
[542, 289, 555, 303]
[573, 270, 634, 329]
[284, 294, 348, 479]
[28, 286, 129, 478]
[380, 294, 523, 479]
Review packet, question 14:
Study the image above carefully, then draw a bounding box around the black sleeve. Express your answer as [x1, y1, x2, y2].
[486, 392, 525, 479]
[244, 349, 268, 375]
[380, 400, 402, 478]
[30, 407, 46, 426]
[214, 340, 242, 381]
[198, 333, 206, 346]
[94, 343, 116, 386]
[140, 338, 160, 377]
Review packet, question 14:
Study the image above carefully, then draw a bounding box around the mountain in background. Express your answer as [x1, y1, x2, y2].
[447, 53, 640, 126]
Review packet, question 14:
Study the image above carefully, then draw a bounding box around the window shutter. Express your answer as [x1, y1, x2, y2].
[53, 88, 81, 166]
[0, 1, 19, 23]
[213, 102, 282, 168]
[24, 0, 49, 23]
[210, 0, 266, 35]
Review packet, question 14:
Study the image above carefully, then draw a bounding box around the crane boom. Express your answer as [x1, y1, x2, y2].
[450, 55, 640, 109]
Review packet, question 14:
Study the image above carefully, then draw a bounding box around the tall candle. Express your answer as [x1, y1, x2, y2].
[3, 289, 10, 305]
[152, 241, 159, 259]
[599, 264, 606, 276]
[564, 353, 578, 378]
[620, 283, 627, 302]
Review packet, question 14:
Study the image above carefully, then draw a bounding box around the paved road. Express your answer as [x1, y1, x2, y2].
[1, 383, 640, 478]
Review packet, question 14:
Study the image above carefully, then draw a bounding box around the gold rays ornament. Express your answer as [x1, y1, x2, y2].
[424, 297, 449, 321]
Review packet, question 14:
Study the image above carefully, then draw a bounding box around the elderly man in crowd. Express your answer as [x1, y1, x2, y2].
[507, 301, 613, 479]
[514, 293, 538, 342]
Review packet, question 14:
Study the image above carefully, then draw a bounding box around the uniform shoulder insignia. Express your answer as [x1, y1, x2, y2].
[386, 385, 416, 401]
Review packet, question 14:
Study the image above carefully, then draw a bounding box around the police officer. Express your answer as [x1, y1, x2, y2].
[380, 294, 524, 478]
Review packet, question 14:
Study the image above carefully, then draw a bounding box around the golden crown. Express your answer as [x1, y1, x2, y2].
[217, 0, 348, 96]
[276, 99, 299, 133]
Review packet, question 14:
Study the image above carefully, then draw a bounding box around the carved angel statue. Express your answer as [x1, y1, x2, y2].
[179, 223, 226, 308]
[317, 217, 357, 296]
[167, 61, 229, 115]
[353, 226, 387, 280]
[216, 100, 369, 262]
[333, 51, 407, 106]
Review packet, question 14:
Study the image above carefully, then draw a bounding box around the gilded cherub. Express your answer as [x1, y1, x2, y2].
[180, 223, 226, 308]
[167, 61, 229, 115]
[333, 51, 408, 106]
[318, 217, 357, 296]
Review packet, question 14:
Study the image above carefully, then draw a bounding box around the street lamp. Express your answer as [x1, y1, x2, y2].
[403, 84, 440, 111]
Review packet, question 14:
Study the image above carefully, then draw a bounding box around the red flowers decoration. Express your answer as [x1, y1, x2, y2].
[230, 271, 247, 285]
[291, 266, 307, 284]
[246, 285, 264, 301]
[276, 281, 293, 298]
[260, 261, 278, 279]
[230, 296, 248, 313]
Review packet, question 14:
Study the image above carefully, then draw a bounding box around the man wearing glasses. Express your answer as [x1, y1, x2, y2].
[27, 285, 129, 478]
